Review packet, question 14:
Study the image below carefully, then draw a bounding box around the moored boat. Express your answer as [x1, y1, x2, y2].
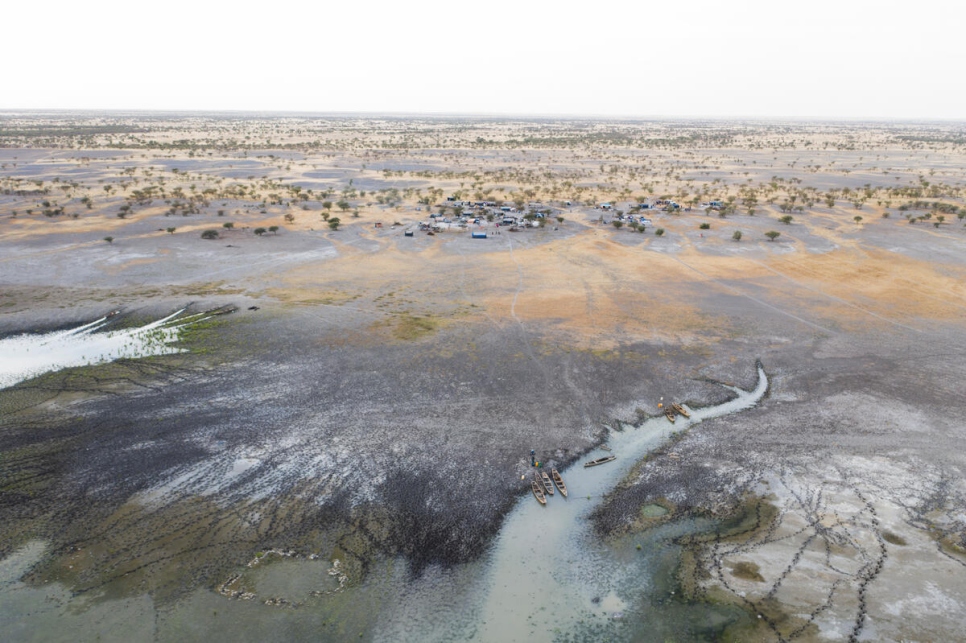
[664, 407, 676, 423]
[584, 455, 617, 467]
[531, 479, 547, 504]
[551, 469, 568, 497]
[672, 403, 690, 418]
[540, 471, 555, 495]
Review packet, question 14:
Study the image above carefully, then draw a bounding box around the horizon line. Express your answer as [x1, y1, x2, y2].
[1, 107, 965, 125]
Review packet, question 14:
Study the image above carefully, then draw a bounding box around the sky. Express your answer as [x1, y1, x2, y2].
[6, 0, 965, 120]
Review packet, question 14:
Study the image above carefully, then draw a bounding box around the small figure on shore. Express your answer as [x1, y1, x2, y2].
[530, 449, 536, 467]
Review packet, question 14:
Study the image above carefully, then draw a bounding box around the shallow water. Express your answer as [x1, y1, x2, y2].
[0, 310, 199, 389]
[0, 365, 767, 641]
[373, 364, 769, 642]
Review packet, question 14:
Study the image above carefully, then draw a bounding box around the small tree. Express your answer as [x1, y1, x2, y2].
[336, 200, 350, 213]
[222, 222, 234, 229]
[254, 227, 266, 236]
[103, 236, 114, 244]
[732, 230, 743, 241]
[322, 201, 333, 212]
[611, 220, 623, 229]
[765, 230, 781, 242]
[268, 225, 279, 235]
[328, 217, 341, 230]
[779, 215, 793, 225]
[166, 227, 176, 234]
[556, 216, 564, 224]
[699, 222, 710, 230]
[201, 229, 219, 239]
[655, 228, 665, 237]
[284, 213, 295, 224]
[853, 216, 863, 224]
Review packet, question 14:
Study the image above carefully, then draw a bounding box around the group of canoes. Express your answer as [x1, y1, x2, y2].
[664, 402, 690, 423]
[532, 402, 690, 505]
[531, 468, 568, 505]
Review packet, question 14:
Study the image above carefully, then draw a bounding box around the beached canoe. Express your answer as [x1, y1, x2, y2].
[540, 471, 555, 495]
[551, 469, 568, 497]
[584, 455, 617, 467]
[531, 479, 547, 505]
[664, 407, 676, 423]
[672, 403, 690, 418]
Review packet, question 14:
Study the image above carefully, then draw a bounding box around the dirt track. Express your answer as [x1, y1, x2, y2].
[2, 115, 966, 641]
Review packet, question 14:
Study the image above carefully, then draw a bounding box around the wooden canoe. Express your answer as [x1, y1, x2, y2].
[540, 471, 555, 495]
[664, 407, 676, 423]
[584, 455, 617, 467]
[672, 403, 690, 418]
[531, 480, 547, 505]
[551, 469, 568, 497]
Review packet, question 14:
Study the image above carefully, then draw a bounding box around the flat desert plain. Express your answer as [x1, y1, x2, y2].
[1, 114, 966, 642]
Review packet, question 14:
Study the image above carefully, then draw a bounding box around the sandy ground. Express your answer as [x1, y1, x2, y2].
[1, 114, 966, 641]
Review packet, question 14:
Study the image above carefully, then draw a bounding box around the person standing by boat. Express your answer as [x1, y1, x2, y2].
[530, 449, 536, 467]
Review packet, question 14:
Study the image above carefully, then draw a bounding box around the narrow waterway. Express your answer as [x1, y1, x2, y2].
[0, 362, 768, 642]
[376, 363, 769, 642]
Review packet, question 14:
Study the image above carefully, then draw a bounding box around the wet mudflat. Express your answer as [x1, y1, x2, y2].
[3, 115, 966, 641]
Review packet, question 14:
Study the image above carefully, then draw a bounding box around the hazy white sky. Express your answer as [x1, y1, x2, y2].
[6, 0, 964, 119]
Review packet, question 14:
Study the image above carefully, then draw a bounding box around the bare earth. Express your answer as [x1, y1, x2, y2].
[1, 113, 965, 642]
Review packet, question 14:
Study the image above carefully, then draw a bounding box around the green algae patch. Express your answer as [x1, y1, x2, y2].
[729, 560, 765, 582]
[628, 498, 677, 533]
[371, 313, 441, 341]
[641, 503, 670, 518]
[713, 494, 781, 543]
[668, 494, 819, 642]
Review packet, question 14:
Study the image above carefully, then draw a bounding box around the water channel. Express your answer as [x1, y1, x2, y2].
[0, 333, 767, 641]
[373, 363, 769, 642]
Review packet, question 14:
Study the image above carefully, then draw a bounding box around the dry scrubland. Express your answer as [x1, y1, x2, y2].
[2, 113, 966, 641]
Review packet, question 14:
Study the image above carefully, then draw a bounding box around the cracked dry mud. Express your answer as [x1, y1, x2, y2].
[2, 116, 966, 642]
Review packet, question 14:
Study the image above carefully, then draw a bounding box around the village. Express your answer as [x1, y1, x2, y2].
[2, 114, 966, 642]
[406, 197, 700, 236]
